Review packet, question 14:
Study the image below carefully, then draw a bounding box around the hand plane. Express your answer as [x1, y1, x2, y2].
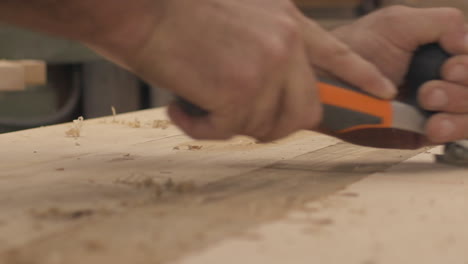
[176, 44, 468, 167]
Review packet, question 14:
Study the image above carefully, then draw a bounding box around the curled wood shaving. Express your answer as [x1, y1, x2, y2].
[65, 116, 84, 138]
[188, 145, 203, 151]
[111, 106, 118, 123]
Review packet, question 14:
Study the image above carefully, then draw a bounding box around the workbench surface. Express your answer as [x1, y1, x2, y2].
[0, 108, 467, 264]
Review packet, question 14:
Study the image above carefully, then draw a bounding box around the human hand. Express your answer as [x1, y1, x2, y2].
[105, 0, 395, 141]
[332, 6, 468, 148]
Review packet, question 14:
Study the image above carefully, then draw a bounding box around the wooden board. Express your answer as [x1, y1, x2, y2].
[0, 108, 464, 264]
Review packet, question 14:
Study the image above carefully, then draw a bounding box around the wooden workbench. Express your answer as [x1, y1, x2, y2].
[0, 108, 467, 264]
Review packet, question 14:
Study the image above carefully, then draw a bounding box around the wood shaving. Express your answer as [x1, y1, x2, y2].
[127, 118, 141, 128]
[111, 106, 118, 123]
[188, 145, 203, 151]
[65, 116, 84, 138]
[173, 145, 203, 151]
[152, 120, 172, 129]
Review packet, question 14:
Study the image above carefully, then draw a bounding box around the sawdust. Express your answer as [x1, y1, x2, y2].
[65, 116, 84, 138]
[30, 208, 95, 221]
[109, 154, 137, 162]
[115, 176, 196, 198]
[1, 144, 427, 264]
[127, 118, 141, 128]
[152, 120, 172, 129]
[173, 145, 203, 151]
[188, 145, 203, 150]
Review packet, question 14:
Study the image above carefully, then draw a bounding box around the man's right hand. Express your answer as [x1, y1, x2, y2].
[106, 0, 395, 142]
[332, 6, 468, 148]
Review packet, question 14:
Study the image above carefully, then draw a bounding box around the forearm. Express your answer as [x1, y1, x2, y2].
[0, 0, 159, 52]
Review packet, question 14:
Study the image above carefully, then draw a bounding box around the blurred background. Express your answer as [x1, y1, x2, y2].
[0, 0, 466, 133]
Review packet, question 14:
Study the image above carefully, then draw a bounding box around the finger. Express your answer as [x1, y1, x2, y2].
[240, 75, 284, 139]
[167, 103, 236, 140]
[394, 7, 468, 54]
[419, 80, 468, 113]
[442, 55, 468, 85]
[426, 113, 468, 143]
[237, 41, 290, 139]
[260, 48, 322, 142]
[301, 18, 396, 100]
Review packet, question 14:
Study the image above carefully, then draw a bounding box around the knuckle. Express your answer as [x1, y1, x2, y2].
[320, 43, 353, 62]
[379, 5, 411, 23]
[260, 17, 300, 63]
[220, 64, 260, 97]
[277, 16, 301, 42]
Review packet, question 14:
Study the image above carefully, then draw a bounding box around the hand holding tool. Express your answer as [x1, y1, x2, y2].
[176, 44, 468, 165]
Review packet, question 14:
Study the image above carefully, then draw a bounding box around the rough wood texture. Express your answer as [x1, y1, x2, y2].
[0, 108, 433, 264]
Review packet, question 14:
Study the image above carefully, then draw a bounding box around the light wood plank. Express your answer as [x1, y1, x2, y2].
[178, 147, 468, 264]
[0, 108, 425, 264]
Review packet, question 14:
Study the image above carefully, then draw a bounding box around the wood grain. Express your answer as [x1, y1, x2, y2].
[178, 147, 468, 264]
[0, 108, 426, 264]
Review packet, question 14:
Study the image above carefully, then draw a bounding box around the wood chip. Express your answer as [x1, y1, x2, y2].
[152, 120, 172, 129]
[127, 118, 141, 128]
[65, 116, 84, 138]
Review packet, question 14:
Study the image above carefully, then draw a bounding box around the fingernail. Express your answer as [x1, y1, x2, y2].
[434, 119, 456, 142]
[446, 64, 467, 82]
[425, 88, 448, 109]
[381, 79, 397, 99]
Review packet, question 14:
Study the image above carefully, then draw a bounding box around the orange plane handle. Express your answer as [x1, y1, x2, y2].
[317, 80, 393, 134]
